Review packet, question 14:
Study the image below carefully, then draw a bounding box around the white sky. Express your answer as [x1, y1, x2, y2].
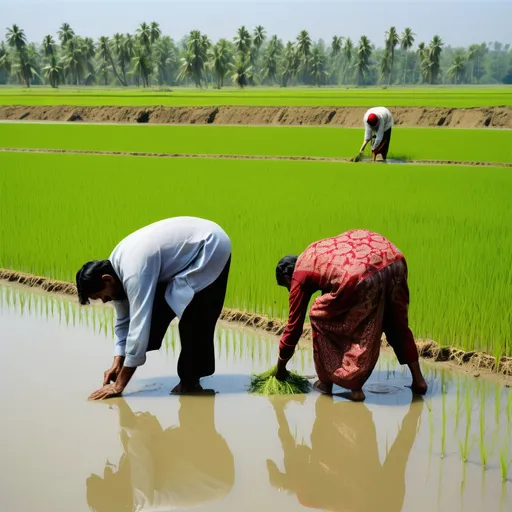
[1, 0, 511, 48]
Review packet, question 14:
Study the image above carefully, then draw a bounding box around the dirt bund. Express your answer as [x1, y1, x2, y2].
[0, 105, 511, 128]
[2, 268, 512, 380]
[2, 147, 511, 168]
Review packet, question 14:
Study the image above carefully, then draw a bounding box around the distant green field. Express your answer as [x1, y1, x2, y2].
[0, 86, 510, 107]
[1, 151, 511, 357]
[1, 123, 511, 163]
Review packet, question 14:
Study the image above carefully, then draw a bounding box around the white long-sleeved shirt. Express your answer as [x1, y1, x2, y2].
[363, 107, 394, 150]
[109, 217, 231, 367]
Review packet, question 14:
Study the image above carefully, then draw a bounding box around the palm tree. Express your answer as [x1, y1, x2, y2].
[179, 30, 209, 87]
[253, 25, 266, 52]
[280, 42, 300, 86]
[42, 35, 57, 57]
[400, 27, 415, 83]
[58, 23, 75, 47]
[341, 38, 354, 84]
[262, 36, 282, 84]
[296, 30, 312, 81]
[309, 46, 327, 86]
[379, 50, 393, 84]
[6, 24, 35, 87]
[43, 54, 62, 87]
[466, 44, 480, 84]
[234, 26, 252, 57]
[385, 26, 399, 85]
[97, 36, 126, 86]
[62, 36, 88, 85]
[230, 53, 252, 87]
[447, 53, 466, 84]
[354, 35, 372, 85]
[6, 24, 27, 53]
[329, 35, 343, 83]
[112, 34, 130, 85]
[150, 22, 161, 44]
[137, 22, 152, 53]
[427, 35, 444, 84]
[416, 42, 427, 83]
[208, 39, 231, 88]
[153, 36, 177, 85]
[0, 41, 12, 79]
[131, 44, 152, 87]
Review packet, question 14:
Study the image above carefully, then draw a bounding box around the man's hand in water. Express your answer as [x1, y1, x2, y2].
[89, 383, 123, 400]
[103, 356, 125, 385]
[89, 364, 137, 400]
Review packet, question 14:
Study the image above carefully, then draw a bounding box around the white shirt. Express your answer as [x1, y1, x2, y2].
[109, 217, 231, 367]
[363, 107, 394, 150]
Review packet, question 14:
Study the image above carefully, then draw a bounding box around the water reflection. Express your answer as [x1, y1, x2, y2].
[86, 396, 235, 512]
[267, 395, 424, 511]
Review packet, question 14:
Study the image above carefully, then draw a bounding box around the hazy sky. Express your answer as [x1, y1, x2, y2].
[2, 0, 511, 48]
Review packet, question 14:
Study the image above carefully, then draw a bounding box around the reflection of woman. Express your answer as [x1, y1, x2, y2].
[87, 396, 234, 512]
[267, 396, 424, 511]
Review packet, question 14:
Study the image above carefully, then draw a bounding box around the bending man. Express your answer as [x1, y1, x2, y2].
[274, 229, 427, 402]
[360, 106, 394, 162]
[76, 217, 232, 400]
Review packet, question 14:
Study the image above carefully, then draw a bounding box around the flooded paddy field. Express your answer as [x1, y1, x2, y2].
[1, 283, 511, 512]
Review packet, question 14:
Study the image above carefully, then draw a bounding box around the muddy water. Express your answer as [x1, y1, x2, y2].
[1, 284, 511, 512]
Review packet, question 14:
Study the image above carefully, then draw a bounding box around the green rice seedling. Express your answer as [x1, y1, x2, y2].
[478, 387, 489, 468]
[500, 443, 511, 482]
[441, 376, 447, 457]
[460, 386, 473, 463]
[495, 386, 502, 426]
[454, 376, 462, 434]
[248, 366, 311, 396]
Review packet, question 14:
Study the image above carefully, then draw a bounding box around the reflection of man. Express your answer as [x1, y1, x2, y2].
[87, 396, 234, 512]
[267, 395, 424, 511]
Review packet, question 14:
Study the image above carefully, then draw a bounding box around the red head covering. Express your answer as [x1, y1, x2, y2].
[367, 113, 379, 126]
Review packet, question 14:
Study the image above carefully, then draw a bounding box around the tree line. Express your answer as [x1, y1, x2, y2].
[1, 22, 511, 88]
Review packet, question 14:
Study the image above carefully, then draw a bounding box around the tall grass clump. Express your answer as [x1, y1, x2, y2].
[1, 153, 512, 356]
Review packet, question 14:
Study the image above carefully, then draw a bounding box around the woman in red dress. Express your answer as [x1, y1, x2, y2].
[274, 229, 428, 402]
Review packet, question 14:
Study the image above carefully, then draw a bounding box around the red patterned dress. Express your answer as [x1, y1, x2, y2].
[279, 229, 419, 390]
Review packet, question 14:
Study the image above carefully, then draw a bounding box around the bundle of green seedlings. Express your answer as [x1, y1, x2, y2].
[248, 366, 311, 396]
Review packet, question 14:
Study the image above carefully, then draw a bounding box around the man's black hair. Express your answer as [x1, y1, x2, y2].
[76, 260, 118, 305]
[275, 255, 298, 286]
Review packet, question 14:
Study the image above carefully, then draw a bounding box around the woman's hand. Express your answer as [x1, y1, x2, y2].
[275, 359, 290, 381]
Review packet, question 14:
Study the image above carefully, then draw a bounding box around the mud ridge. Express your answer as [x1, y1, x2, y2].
[2, 147, 510, 168]
[2, 268, 512, 379]
[0, 105, 511, 128]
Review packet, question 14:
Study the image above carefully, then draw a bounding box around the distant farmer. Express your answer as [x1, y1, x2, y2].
[360, 106, 394, 162]
[274, 229, 428, 402]
[76, 217, 232, 400]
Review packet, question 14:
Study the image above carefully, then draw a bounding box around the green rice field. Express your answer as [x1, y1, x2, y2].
[1, 123, 511, 163]
[1, 151, 511, 357]
[0, 86, 511, 107]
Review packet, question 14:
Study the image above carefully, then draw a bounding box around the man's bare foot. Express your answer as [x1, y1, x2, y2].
[313, 380, 333, 395]
[170, 381, 203, 394]
[408, 379, 428, 395]
[336, 390, 366, 402]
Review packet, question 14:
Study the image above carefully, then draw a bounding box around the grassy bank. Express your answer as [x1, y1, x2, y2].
[1, 123, 511, 163]
[1, 151, 511, 357]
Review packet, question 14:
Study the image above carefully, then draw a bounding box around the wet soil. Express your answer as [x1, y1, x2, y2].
[1, 147, 511, 169]
[1, 282, 511, 512]
[0, 105, 511, 128]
